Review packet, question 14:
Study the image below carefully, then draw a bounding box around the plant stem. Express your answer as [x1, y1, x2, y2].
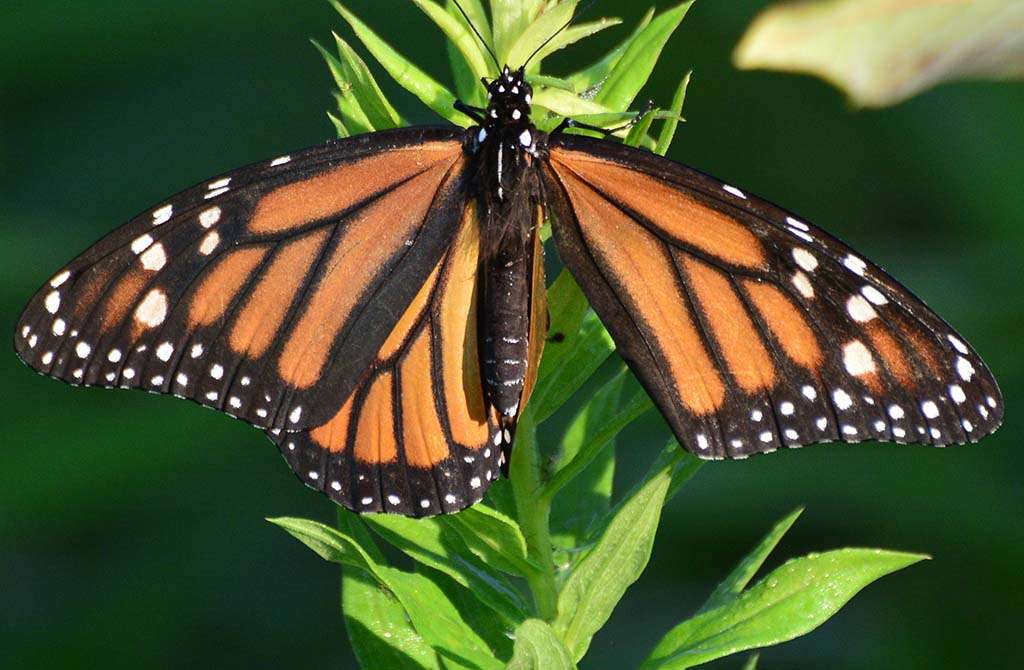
[510, 412, 559, 620]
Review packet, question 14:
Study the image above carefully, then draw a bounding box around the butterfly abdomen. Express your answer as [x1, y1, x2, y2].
[482, 240, 531, 420]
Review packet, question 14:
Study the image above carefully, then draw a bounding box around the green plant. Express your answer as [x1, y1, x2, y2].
[270, 2, 927, 667]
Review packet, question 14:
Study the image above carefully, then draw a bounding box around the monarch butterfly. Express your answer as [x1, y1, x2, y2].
[14, 13, 1003, 519]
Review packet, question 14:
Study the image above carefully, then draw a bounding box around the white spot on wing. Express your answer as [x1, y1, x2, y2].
[199, 231, 220, 255]
[956, 356, 975, 381]
[50, 270, 71, 287]
[140, 243, 166, 271]
[792, 248, 818, 272]
[44, 290, 61, 314]
[723, 184, 746, 198]
[210, 363, 224, 379]
[792, 271, 814, 298]
[131, 234, 154, 254]
[833, 389, 853, 410]
[921, 400, 939, 419]
[947, 334, 969, 354]
[199, 206, 221, 228]
[843, 254, 867, 276]
[889, 404, 905, 419]
[948, 384, 966, 404]
[786, 216, 809, 231]
[156, 342, 174, 361]
[75, 341, 91, 358]
[470, 477, 481, 489]
[52, 318, 66, 336]
[289, 406, 302, 423]
[123, 367, 135, 380]
[846, 295, 877, 322]
[861, 285, 888, 305]
[842, 340, 876, 376]
[152, 204, 173, 225]
[270, 155, 292, 166]
[802, 385, 817, 400]
[135, 289, 168, 327]
[780, 401, 795, 416]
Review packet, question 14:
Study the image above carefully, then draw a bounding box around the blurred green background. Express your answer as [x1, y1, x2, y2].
[2, 1, 1021, 668]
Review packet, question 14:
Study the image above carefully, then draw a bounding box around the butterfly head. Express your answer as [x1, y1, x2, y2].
[481, 66, 533, 145]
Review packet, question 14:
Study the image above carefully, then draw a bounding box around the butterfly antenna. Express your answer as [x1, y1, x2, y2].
[522, 0, 598, 69]
[451, 0, 501, 72]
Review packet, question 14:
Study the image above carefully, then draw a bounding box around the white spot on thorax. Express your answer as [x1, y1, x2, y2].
[518, 129, 532, 147]
[477, 127, 488, 143]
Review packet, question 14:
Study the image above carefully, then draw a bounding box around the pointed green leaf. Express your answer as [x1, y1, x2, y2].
[343, 569, 443, 670]
[699, 508, 804, 614]
[566, 8, 654, 92]
[331, 0, 465, 125]
[533, 86, 614, 119]
[329, 31, 405, 130]
[316, 40, 375, 134]
[441, 504, 539, 577]
[531, 310, 615, 424]
[379, 565, 505, 670]
[596, 1, 694, 111]
[742, 653, 760, 670]
[490, 0, 544, 62]
[734, 0, 1024, 108]
[327, 110, 350, 138]
[624, 107, 656, 148]
[545, 370, 653, 502]
[365, 514, 530, 624]
[553, 448, 685, 661]
[451, 0, 492, 47]
[507, 619, 577, 670]
[420, 565, 515, 662]
[268, 516, 378, 574]
[445, 0, 489, 107]
[412, 0, 492, 85]
[641, 549, 928, 670]
[529, 269, 608, 423]
[528, 17, 624, 68]
[654, 70, 691, 156]
[506, 1, 578, 70]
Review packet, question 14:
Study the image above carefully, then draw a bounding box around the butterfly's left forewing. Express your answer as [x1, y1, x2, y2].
[15, 127, 468, 436]
[543, 134, 1002, 459]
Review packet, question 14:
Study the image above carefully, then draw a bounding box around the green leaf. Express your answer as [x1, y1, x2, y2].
[596, 1, 694, 111]
[641, 549, 929, 670]
[566, 8, 655, 92]
[331, 0, 465, 125]
[441, 505, 539, 577]
[654, 70, 691, 157]
[507, 619, 577, 670]
[342, 569, 443, 670]
[490, 0, 544, 63]
[734, 0, 1024, 108]
[379, 565, 505, 670]
[365, 514, 530, 624]
[528, 17, 624, 69]
[699, 508, 804, 614]
[327, 110, 350, 138]
[323, 32, 405, 131]
[506, 1, 578, 71]
[533, 86, 614, 119]
[267, 516, 378, 574]
[545, 369, 653, 503]
[624, 107, 656, 148]
[412, 0, 492, 85]
[553, 448, 685, 662]
[420, 565, 515, 662]
[445, 0, 490, 107]
[451, 0, 493, 47]
[529, 270, 613, 423]
[741, 653, 760, 670]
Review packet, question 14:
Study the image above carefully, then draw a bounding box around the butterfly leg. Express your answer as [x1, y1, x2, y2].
[454, 99, 486, 124]
[552, 99, 656, 137]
